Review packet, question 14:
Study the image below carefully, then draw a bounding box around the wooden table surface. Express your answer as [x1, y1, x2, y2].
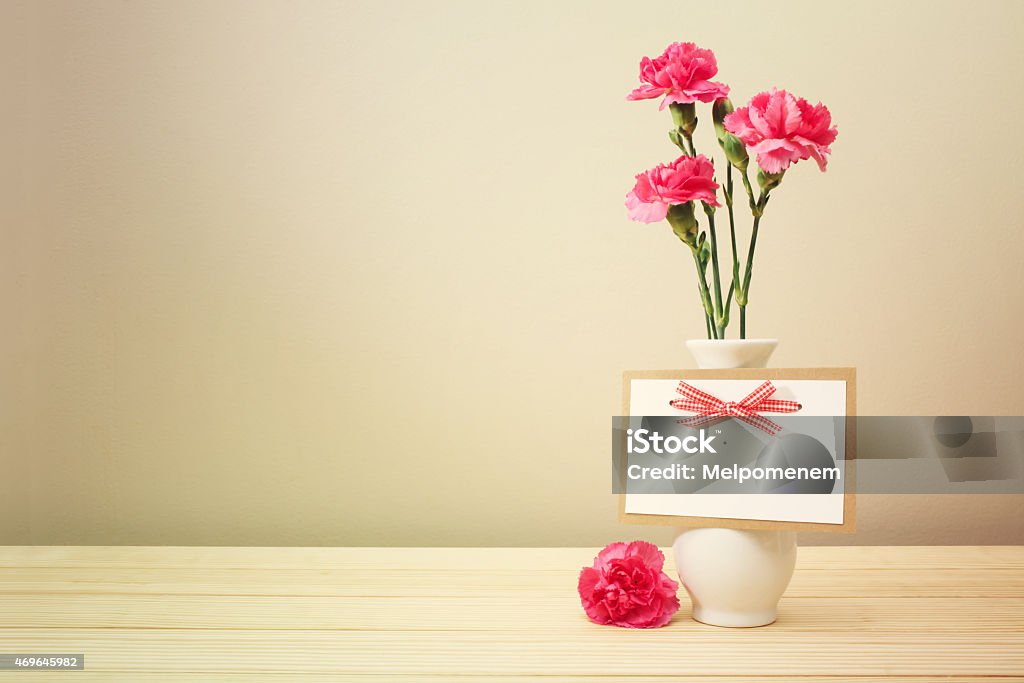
[0, 546, 1022, 681]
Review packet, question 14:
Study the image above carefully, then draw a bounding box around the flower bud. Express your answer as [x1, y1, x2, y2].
[669, 102, 697, 137]
[666, 201, 698, 246]
[711, 97, 748, 171]
[711, 97, 734, 142]
[697, 236, 710, 271]
[721, 133, 748, 171]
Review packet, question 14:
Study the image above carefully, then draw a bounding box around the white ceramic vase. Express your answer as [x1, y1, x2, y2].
[685, 338, 778, 369]
[673, 337, 797, 627]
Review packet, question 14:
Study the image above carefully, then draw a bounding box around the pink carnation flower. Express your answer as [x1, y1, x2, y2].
[627, 42, 730, 109]
[625, 154, 720, 223]
[578, 541, 680, 628]
[724, 88, 838, 174]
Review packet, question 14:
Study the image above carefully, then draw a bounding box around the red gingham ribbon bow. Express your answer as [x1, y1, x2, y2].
[669, 381, 802, 436]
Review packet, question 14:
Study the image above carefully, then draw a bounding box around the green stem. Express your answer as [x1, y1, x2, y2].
[739, 165, 758, 213]
[726, 166, 739, 282]
[691, 249, 718, 339]
[685, 131, 728, 338]
[696, 279, 713, 339]
[738, 213, 760, 340]
[725, 165, 739, 339]
[703, 204, 724, 338]
[741, 214, 761, 294]
[735, 170, 772, 340]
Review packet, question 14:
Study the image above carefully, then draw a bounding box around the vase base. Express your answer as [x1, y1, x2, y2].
[691, 605, 777, 628]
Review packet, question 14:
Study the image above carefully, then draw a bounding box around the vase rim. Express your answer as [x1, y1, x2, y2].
[686, 338, 779, 344]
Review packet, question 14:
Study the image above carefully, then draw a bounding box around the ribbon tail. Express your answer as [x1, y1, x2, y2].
[676, 412, 720, 427]
[739, 414, 784, 436]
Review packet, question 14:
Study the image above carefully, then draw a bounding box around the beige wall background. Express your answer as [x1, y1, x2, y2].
[2, 0, 1023, 547]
